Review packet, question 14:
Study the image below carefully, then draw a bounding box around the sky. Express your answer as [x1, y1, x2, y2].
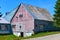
[0, 0, 57, 17]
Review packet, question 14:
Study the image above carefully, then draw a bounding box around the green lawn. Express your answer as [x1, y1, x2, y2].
[0, 31, 60, 40]
[0, 34, 20, 40]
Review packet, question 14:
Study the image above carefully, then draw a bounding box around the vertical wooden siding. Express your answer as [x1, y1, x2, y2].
[11, 4, 34, 33]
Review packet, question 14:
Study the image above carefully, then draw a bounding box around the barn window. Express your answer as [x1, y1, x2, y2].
[20, 26, 21, 28]
[4, 25, 8, 30]
[12, 25, 16, 29]
[35, 25, 37, 27]
[16, 16, 18, 18]
[40, 24, 44, 31]
[19, 14, 23, 18]
[0, 25, 8, 30]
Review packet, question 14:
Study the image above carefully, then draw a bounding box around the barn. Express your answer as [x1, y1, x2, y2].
[0, 17, 12, 34]
[4, 3, 58, 37]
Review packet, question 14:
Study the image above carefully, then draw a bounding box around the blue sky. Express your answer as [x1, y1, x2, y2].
[0, 0, 57, 16]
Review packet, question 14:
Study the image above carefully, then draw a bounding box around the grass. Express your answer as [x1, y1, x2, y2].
[0, 34, 20, 40]
[0, 31, 60, 40]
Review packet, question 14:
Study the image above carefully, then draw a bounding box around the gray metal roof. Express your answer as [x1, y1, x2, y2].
[3, 7, 18, 22]
[0, 18, 10, 24]
[23, 3, 53, 21]
[3, 3, 53, 22]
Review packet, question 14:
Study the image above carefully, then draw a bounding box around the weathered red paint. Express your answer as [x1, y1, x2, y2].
[11, 4, 34, 33]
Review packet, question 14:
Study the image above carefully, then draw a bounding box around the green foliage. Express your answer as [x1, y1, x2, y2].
[54, 0, 60, 27]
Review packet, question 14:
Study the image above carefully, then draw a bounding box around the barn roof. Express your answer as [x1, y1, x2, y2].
[23, 3, 53, 21]
[3, 3, 53, 22]
[3, 7, 18, 22]
[0, 18, 10, 24]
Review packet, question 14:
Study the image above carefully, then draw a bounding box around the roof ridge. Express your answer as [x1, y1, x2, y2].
[22, 3, 43, 9]
[22, 3, 49, 13]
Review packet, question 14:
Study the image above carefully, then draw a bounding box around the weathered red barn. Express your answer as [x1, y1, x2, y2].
[4, 3, 58, 37]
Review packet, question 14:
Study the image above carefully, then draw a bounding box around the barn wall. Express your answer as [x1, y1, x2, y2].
[0, 24, 12, 34]
[11, 4, 33, 23]
[34, 19, 58, 33]
[11, 4, 34, 36]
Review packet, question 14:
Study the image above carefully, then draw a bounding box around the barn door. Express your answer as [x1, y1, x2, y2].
[18, 23, 25, 37]
[21, 32, 24, 37]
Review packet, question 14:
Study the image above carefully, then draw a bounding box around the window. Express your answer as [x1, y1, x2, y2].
[0, 25, 8, 30]
[12, 25, 16, 29]
[5, 25, 8, 30]
[19, 14, 23, 18]
[40, 24, 44, 31]
[20, 26, 21, 28]
[35, 25, 37, 27]
[16, 16, 18, 18]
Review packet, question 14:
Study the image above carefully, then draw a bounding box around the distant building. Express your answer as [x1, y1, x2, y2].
[4, 3, 58, 37]
[0, 18, 12, 34]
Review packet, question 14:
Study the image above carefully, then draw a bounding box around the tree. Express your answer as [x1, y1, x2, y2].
[54, 0, 60, 27]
